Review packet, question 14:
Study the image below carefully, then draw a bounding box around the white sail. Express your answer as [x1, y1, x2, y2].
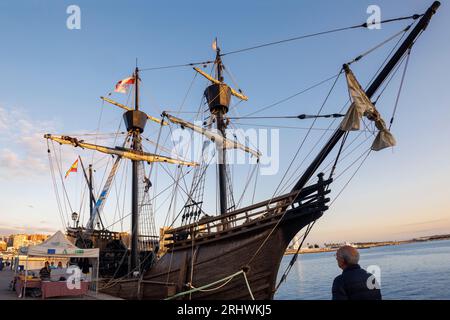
[340, 66, 396, 151]
[163, 113, 261, 158]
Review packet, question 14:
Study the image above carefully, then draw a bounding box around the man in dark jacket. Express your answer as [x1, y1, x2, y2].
[332, 245, 382, 300]
[39, 261, 51, 280]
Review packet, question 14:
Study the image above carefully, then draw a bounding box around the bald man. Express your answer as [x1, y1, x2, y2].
[332, 245, 382, 300]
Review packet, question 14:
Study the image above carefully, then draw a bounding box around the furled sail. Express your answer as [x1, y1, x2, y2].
[340, 66, 396, 151]
[44, 134, 198, 166]
[163, 113, 261, 158]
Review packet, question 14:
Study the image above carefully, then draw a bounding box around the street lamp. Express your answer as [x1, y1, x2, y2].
[71, 212, 78, 228]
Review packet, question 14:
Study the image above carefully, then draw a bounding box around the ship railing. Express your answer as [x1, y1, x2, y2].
[165, 174, 332, 244]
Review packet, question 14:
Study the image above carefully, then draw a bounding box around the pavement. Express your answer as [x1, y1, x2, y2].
[0, 269, 121, 300]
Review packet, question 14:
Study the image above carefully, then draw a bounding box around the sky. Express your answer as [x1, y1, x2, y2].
[0, 0, 449, 244]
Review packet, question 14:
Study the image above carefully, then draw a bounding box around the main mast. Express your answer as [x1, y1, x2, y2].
[205, 46, 232, 216]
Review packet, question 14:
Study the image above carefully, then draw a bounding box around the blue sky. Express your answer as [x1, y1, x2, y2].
[0, 0, 449, 244]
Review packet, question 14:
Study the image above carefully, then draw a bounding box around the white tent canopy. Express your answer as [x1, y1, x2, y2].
[27, 231, 99, 258]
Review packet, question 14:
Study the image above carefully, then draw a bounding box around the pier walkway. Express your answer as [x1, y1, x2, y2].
[0, 269, 121, 300]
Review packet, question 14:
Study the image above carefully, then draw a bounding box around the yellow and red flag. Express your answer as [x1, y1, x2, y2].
[65, 159, 79, 179]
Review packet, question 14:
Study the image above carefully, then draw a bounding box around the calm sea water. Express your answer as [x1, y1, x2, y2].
[275, 239, 450, 300]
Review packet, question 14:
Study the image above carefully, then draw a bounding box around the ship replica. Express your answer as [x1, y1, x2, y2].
[44, 2, 440, 299]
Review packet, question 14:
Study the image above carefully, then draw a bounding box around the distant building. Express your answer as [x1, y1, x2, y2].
[29, 234, 48, 242]
[3, 234, 50, 249]
[0, 240, 7, 251]
[13, 234, 28, 249]
[289, 235, 300, 250]
[7, 236, 14, 247]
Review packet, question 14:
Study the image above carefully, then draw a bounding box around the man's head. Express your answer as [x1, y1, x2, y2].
[44, 261, 49, 268]
[336, 245, 360, 270]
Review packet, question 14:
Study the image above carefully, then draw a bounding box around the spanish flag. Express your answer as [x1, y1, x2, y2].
[65, 159, 79, 179]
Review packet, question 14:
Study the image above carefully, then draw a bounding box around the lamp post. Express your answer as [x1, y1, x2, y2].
[71, 212, 78, 228]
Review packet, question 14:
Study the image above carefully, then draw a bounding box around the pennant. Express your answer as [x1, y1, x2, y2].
[114, 76, 135, 94]
[65, 159, 79, 179]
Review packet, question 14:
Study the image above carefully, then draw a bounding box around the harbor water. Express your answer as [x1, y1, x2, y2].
[275, 239, 450, 300]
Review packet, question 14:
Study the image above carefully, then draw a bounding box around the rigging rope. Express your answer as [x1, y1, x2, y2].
[389, 48, 411, 129]
[244, 18, 419, 284]
[347, 23, 413, 65]
[228, 113, 345, 120]
[330, 149, 372, 206]
[139, 60, 214, 72]
[220, 14, 422, 57]
[243, 70, 343, 269]
[134, 14, 421, 74]
[275, 221, 316, 291]
[277, 27, 414, 194]
[244, 73, 341, 117]
[47, 141, 68, 228]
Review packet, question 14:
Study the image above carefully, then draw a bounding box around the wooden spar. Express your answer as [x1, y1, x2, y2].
[291, 1, 441, 192]
[100, 96, 168, 125]
[193, 67, 249, 101]
[44, 134, 198, 166]
[163, 112, 261, 158]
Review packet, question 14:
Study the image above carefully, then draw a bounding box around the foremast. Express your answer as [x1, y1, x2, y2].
[45, 67, 198, 275]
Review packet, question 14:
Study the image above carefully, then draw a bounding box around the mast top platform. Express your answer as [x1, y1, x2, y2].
[124, 109, 148, 133]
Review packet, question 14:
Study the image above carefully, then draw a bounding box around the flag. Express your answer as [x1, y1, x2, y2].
[114, 76, 135, 94]
[65, 159, 79, 179]
[212, 38, 218, 51]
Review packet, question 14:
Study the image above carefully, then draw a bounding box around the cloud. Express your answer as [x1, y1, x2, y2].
[0, 106, 56, 178]
[397, 218, 450, 228]
[0, 224, 58, 236]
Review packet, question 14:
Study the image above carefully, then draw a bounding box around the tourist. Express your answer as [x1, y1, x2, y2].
[57, 261, 63, 269]
[332, 245, 382, 300]
[49, 261, 56, 269]
[39, 261, 51, 280]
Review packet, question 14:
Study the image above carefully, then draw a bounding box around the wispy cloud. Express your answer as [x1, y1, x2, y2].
[0, 105, 55, 178]
[398, 218, 450, 228]
[0, 224, 58, 236]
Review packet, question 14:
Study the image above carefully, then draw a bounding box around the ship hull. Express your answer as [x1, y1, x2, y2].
[101, 204, 325, 299]
[100, 175, 330, 299]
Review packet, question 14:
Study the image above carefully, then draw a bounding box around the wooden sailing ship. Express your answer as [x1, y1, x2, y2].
[44, 2, 440, 299]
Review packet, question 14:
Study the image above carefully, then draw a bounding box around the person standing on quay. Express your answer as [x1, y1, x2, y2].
[332, 245, 382, 300]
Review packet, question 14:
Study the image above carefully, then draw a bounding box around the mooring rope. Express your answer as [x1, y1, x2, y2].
[165, 269, 255, 300]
